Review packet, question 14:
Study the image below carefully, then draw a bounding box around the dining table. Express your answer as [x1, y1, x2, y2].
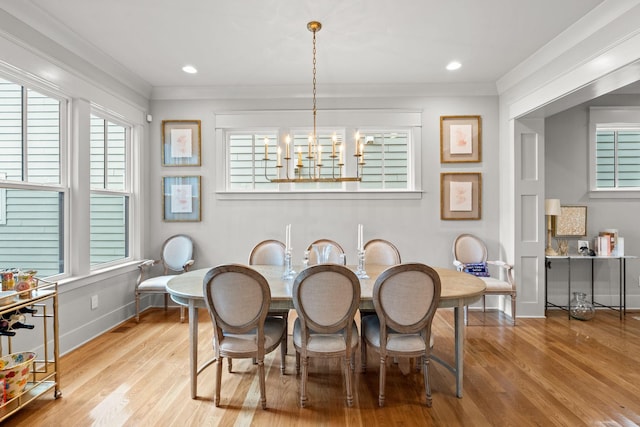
[166, 264, 486, 400]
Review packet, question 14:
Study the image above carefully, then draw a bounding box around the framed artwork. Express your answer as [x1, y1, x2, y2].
[162, 120, 201, 166]
[553, 205, 587, 237]
[440, 172, 482, 220]
[162, 176, 201, 222]
[440, 115, 482, 163]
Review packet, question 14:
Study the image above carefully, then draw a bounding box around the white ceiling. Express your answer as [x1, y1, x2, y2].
[1, 0, 608, 94]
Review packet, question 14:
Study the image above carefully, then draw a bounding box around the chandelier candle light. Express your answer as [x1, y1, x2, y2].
[264, 21, 364, 183]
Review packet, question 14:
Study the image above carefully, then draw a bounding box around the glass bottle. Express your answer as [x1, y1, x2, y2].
[569, 291, 595, 321]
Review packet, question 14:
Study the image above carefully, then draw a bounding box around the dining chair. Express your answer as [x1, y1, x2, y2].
[364, 239, 401, 266]
[203, 264, 287, 409]
[306, 239, 346, 265]
[135, 234, 194, 323]
[452, 233, 517, 325]
[292, 264, 360, 407]
[248, 239, 289, 363]
[360, 239, 402, 319]
[361, 263, 441, 407]
[249, 239, 286, 266]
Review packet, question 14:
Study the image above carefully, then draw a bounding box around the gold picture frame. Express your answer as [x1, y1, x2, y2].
[440, 172, 482, 220]
[553, 205, 587, 237]
[440, 115, 482, 163]
[162, 120, 201, 166]
[162, 176, 201, 222]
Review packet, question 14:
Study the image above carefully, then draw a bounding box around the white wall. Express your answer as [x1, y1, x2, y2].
[545, 94, 640, 308]
[149, 96, 505, 289]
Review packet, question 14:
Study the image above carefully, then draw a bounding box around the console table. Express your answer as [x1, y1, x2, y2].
[545, 255, 636, 319]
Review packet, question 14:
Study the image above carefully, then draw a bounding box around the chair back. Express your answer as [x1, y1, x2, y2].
[293, 264, 360, 334]
[249, 239, 286, 266]
[307, 239, 346, 265]
[203, 264, 271, 343]
[364, 239, 401, 265]
[162, 234, 194, 272]
[373, 263, 441, 335]
[452, 233, 487, 266]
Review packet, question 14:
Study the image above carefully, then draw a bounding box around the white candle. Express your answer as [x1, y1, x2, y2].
[355, 131, 360, 155]
[317, 145, 322, 165]
[285, 134, 291, 158]
[339, 144, 344, 164]
[277, 146, 282, 167]
[264, 137, 269, 160]
[358, 224, 363, 251]
[285, 224, 291, 250]
[332, 134, 336, 157]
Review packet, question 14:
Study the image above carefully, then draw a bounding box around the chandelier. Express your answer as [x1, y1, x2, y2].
[264, 21, 364, 183]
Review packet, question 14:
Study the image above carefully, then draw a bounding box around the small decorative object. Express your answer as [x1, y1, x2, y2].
[570, 292, 595, 321]
[312, 242, 334, 264]
[557, 239, 569, 256]
[440, 115, 482, 163]
[162, 176, 201, 222]
[440, 172, 482, 220]
[0, 351, 36, 401]
[162, 120, 201, 166]
[462, 262, 490, 277]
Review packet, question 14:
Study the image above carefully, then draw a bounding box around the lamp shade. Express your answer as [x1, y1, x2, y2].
[545, 199, 561, 216]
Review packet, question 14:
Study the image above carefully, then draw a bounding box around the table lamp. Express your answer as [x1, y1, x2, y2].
[545, 198, 561, 256]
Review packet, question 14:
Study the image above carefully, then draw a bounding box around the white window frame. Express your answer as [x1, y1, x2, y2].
[89, 109, 134, 269]
[589, 107, 640, 198]
[215, 110, 422, 200]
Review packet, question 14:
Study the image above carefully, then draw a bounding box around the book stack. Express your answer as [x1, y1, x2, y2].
[598, 229, 618, 256]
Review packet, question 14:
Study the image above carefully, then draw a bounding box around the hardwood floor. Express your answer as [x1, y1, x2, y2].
[4, 308, 640, 426]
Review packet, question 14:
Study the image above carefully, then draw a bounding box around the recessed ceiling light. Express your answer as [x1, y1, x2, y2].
[182, 65, 198, 74]
[446, 61, 462, 71]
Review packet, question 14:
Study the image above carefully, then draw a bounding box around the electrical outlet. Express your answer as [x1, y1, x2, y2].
[91, 295, 99, 310]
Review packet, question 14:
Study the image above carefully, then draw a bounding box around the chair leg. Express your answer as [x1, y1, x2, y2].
[135, 292, 140, 323]
[164, 293, 168, 311]
[179, 306, 185, 323]
[464, 305, 468, 326]
[300, 356, 308, 407]
[361, 335, 367, 373]
[282, 312, 289, 355]
[423, 354, 432, 407]
[280, 335, 286, 374]
[482, 295, 486, 312]
[215, 357, 223, 407]
[511, 294, 517, 326]
[258, 358, 267, 409]
[228, 357, 233, 373]
[378, 354, 386, 407]
[345, 355, 353, 407]
[295, 351, 300, 375]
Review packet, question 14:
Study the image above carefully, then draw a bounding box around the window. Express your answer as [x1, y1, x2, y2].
[0, 77, 65, 277]
[89, 114, 131, 266]
[590, 107, 640, 192]
[595, 128, 640, 188]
